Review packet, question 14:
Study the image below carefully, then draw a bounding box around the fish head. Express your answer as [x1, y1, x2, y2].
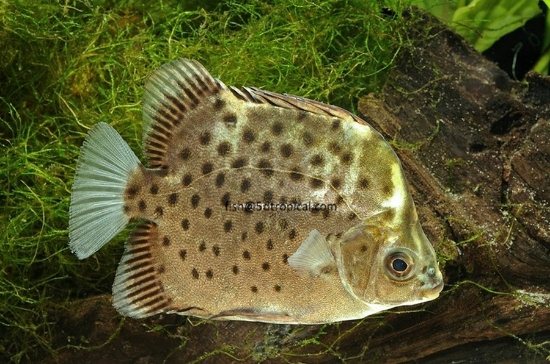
[335, 209, 443, 308]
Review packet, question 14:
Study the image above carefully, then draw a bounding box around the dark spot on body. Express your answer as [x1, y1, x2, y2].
[278, 219, 288, 230]
[255, 221, 264, 234]
[214, 98, 226, 110]
[258, 159, 274, 177]
[241, 232, 248, 241]
[202, 163, 213, 175]
[206, 269, 214, 279]
[243, 129, 255, 143]
[289, 229, 297, 240]
[361, 245, 368, 252]
[348, 212, 357, 220]
[251, 286, 258, 293]
[223, 114, 237, 125]
[212, 245, 220, 256]
[224, 220, 232, 232]
[332, 119, 341, 130]
[262, 262, 270, 271]
[243, 250, 251, 260]
[263, 190, 273, 203]
[181, 148, 191, 160]
[157, 265, 165, 274]
[127, 185, 139, 199]
[323, 209, 330, 219]
[261, 141, 271, 153]
[199, 241, 207, 252]
[155, 206, 163, 217]
[282, 254, 289, 264]
[231, 157, 247, 168]
[199, 132, 211, 145]
[240, 178, 251, 193]
[303, 132, 314, 147]
[168, 193, 178, 206]
[331, 178, 341, 189]
[358, 178, 369, 189]
[341, 152, 353, 165]
[181, 218, 190, 231]
[204, 208, 212, 218]
[163, 236, 170, 246]
[272, 121, 283, 135]
[217, 141, 231, 156]
[191, 194, 200, 208]
[274, 285, 281, 292]
[215, 173, 225, 187]
[232, 265, 239, 274]
[221, 192, 231, 206]
[182, 174, 193, 186]
[289, 168, 303, 181]
[150, 185, 159, 194]
[280, 143, 293, 158]
[310, 154, 324, 167]
[298, 111, 308, 120]
[180, 249, 187, 260]
[192, 268, 199, 279]
[124, 205, 130, 213]
[310, 178, 324, 189]
[138, 200, 147, 211]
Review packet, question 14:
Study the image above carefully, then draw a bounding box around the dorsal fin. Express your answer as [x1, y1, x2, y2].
[142, 58, 226, 168]
[142, 58, 371, 169]
[112, 221, 173, 318]
[244, 87, 368, 126]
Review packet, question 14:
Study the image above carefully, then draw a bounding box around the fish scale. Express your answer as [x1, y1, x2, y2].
[69, 58, 443, 324]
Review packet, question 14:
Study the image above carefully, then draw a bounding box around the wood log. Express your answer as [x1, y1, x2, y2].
[45, 9, 550, 364]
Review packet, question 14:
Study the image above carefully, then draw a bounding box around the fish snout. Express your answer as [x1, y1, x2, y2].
[420, 266, 444, 300]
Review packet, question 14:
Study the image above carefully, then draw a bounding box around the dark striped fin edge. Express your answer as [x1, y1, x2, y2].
[112, 221, 172, 318]
[142, 58, 226, 168]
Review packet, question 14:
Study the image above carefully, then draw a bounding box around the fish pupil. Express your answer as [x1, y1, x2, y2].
[392, 258, 408, 272]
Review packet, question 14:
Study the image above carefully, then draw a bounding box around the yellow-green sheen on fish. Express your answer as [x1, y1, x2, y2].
[68, 59, 443, 324]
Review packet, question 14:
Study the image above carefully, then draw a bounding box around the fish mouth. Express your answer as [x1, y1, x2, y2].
[420, 280, 444, 300]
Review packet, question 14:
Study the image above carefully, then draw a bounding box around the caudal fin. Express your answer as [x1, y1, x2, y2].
[69, 122, 140, 259]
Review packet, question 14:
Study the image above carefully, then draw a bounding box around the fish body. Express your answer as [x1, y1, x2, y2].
[69, 59, 443, 324]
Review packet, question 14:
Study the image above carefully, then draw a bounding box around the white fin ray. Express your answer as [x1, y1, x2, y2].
[288, 229, 336, 276]
[69, 122, 140, 259]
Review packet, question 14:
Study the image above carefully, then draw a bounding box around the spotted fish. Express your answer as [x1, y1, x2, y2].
[68, 59, 443, 324]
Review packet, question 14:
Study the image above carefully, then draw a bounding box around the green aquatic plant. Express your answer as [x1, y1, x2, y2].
[413, 0, 550, 75]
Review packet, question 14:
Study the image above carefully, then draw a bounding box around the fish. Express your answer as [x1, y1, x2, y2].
[68, 58, 443, 324]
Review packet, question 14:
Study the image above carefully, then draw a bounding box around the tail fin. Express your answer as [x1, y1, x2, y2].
[69, 122, 140, 259]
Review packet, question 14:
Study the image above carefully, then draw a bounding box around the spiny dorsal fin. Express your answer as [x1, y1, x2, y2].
[69, 122, 140, 259]
[244, 87, 368, 126]
[142, 58, 226, 168]
[112, 222, 173, 318]
[287, 229, 336, 277]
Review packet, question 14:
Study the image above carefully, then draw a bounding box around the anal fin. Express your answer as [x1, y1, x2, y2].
[112, 221, 172, 318]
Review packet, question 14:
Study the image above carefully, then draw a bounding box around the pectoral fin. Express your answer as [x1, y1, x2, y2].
[287, 229, 336, 276]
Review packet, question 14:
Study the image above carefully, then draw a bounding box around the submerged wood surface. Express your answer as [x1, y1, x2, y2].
[45, 10, 550, 364]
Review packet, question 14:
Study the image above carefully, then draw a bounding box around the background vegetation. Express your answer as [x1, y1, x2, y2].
[0, 0, 547, 362]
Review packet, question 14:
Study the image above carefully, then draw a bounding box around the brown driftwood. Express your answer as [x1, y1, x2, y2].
[45, 9, 550, 364]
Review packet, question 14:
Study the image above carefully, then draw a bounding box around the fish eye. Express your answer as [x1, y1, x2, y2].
[385, 251, 414, 280]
